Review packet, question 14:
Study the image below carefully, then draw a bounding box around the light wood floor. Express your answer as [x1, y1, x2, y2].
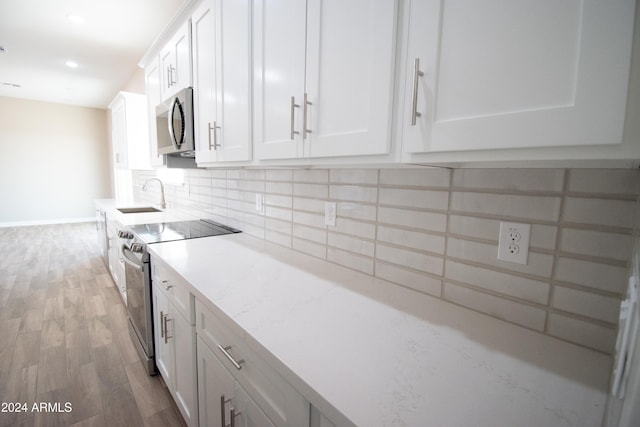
[0, 222, 186, 427]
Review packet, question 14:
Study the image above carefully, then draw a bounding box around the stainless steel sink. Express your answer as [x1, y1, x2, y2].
[117, 207, 162, 214]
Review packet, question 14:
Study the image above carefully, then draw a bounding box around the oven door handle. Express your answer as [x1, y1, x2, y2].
[121, 245, 144, 273]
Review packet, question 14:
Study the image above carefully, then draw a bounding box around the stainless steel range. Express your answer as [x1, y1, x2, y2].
[119, 219, 241, 375]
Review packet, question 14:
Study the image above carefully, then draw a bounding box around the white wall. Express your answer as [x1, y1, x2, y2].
[0, 96, 111, 225]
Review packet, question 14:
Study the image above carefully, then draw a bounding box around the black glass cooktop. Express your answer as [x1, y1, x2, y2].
[129, 219, 241, 244]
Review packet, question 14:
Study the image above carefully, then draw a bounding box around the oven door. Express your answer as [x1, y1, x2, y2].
[122, 245, 156, 375]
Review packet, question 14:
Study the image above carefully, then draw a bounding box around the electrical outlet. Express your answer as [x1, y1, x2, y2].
[497, 222, 530, 264]
[255, 194, 263, 212]
[324, 202, 337, 226]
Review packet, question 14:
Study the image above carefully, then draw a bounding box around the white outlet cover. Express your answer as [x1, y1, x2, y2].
[255, 194, 263, 212]
[324, 202, 337, 227]
[497, 221, 530, 264]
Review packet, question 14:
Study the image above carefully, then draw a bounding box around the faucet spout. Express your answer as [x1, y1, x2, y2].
[142, 178, 167, 209]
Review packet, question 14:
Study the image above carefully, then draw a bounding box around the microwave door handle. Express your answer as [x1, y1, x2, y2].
[167, 97, 180, 150]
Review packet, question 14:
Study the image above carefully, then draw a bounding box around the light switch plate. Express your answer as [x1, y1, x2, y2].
[497, 221, 530, 264]
[255, 194, 263, 212]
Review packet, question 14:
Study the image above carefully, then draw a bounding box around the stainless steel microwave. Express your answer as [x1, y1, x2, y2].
[156, 87, 195, 156]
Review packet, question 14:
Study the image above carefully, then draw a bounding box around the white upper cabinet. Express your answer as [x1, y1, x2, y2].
[160, 21, 192, 101]
[402, 0, 636, 153]
[254, 0, 397, 160]
[144, 57, 166, 167]
[192, 0, 252, 164]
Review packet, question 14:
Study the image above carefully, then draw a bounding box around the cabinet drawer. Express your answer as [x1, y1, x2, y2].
[195, 299, 308, 427]
[152, 257, 194, 324]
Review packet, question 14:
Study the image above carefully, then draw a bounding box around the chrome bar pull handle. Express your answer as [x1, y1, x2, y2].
[217, 345, 244, 370]
[159, 311, 165, 338]
[208, 122, 221, 150]
[163, 315, 171, 344]
[303, 93, 312, 138]
[220, 395, 231, 427]
[230, 408, 240, 427]
[169, 64, 176, 87]
[161, 280, 172, 291]
[290, 96, 300, 140]
[411, 58, 424, 126]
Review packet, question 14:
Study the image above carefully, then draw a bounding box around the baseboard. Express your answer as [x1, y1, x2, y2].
[0, 217, 95, 228]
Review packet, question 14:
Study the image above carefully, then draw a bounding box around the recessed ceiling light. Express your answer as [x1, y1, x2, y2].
[0, 46, 6, 54]
[2, 82, 21, 88]
[65, 60, 79, 69]
[66, 14, 85, 24]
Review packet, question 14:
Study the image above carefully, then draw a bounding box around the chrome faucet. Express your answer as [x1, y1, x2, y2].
[142, 178, 167, 209]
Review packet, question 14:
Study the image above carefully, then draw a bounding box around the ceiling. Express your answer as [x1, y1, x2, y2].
[0, 0, 186, 109]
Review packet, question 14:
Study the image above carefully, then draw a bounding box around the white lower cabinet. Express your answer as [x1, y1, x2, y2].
[152, 262, 198, 427]
[195, 299, 309, 427]
[197, 336, 276, 427]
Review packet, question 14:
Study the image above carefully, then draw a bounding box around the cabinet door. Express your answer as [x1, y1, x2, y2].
[111, 99, 128, 169]
[161, 21, 192, 101]
[216, 0, 252, 162]
[153, 284, 172, 383]
[145, 59, 165, 167]
[403, 0, 635, 153]
[172, 309, 198, 427]
[235, 384, 276, 427]
[304, 0, 396, 158]
[197, 337, 235, 427]
[253, 0, 307, 160]
[193, 0, 218, 163]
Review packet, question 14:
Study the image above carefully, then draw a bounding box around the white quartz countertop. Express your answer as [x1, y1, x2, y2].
[147, 233, 612, 427]
[95, 198, 197, 226]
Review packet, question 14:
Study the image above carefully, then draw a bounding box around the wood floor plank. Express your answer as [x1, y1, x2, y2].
[40, 319, 65, 350]
[36, 345, 68, 395]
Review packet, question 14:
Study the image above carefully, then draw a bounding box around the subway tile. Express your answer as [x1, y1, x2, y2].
[239, 180, 264, 193]
[375, 243, 443, 276]
[265, 194, 292, 209]
[292, 211, 324, 228]
[266, 169, 293, 182]
[448, 215, 557, 249]
[292, 237, 326, 259]
[242, 223, 265, 240]
[446, 238, 554, 278]
[209, 170, 226, 179]
[560, 228, 632, 262]
[329, 169, 378, 185]
[327, 248, 374, 275]
[327, 232, 375, 257]
[240, 170, 265, 181]
[563, 197, 635, 229]
[293, 197, 325, 213]
[547, 313, 616, 353]
[450, 192, 561, 222]
[265, 230, 292, 248]
[377, 207, 447, 233]
[293, 170, 328, 183]
[227, 170, 242, 179]
[266, 181, 293, 195]
[292, 224, 326, 244]
[332, 217, 376, 240]
[293, 183, 328, 199]
[552, 286, 620, 324]
[265, 218, 291, 234]
[379, 168, 450, 188]
[444, 282, 546, 331]
[375, 261, 442, 297]
[337, 202, 377, 222]
[378, 188, 449, 210]
[568, 169, 640, 196]
[376, 225, 445, 255]
[452, 169, 564, 192]
[555, 257, 628, 294]
[212, 178, 226, 188]
[265, 206, 292, 222]
[329, 185, 378, 203]
[445, 261, 549, 304]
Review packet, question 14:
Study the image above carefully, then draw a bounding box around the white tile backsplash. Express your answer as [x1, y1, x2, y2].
[133, 167, 640, 355]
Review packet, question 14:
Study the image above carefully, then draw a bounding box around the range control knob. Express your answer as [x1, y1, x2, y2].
[130, 243, 144, 253]
[117, 230, 133, 239]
